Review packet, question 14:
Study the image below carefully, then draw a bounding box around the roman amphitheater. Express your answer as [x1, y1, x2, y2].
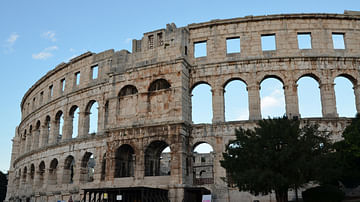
[6, 11, 360, 202]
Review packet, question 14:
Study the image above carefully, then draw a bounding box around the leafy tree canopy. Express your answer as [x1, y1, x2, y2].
[334, 114, 360, 187]
[221, 116, 335, 202]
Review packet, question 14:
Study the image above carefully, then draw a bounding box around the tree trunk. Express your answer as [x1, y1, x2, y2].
[275, 189, 288, 202]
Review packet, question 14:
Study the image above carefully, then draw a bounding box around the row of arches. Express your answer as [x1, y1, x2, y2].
[192, 73, 358, 123]
[19, 101, 99, 155]
[15, 141, 215, 188]
[19, 78, 173, 156]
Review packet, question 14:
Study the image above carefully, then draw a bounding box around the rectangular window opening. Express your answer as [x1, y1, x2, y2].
[261, 34, 276, 51]
[32, 98, 36, 110]
[148, 35, 154, 49]
[157, 33, 163, 46]
[91, 65, 98, 80]
[194, 41, 207, 58]
[61, 79, 66, 92]
[226, 37, 241, 54]
[49, 85, 53, 98]
[39, 91, 43, 105]
[332, 33, 345, 49]
[297, 33, 312, 49]
[75, 72, 80, 86]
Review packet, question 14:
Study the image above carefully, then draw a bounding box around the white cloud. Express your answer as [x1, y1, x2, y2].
[3, 33, 19, 53]
[42, 31, 56, 42]
[44, 46, 58, 51]
[32, 52, 53, 60]
[32, 46, 58, 60]
[261, 88, 284, 110]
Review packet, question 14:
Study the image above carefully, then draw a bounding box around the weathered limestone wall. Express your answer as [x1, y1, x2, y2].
[6, 12, 360, 202]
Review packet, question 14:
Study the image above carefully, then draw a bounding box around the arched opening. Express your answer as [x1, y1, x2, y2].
[17, 169, 21, 188]
[224, 79, 249, 121]
[101, 153, 106, 181]
[104, 100, 109, 126]
[115, 144, 135, 178]
[49, 159, 58, 185]
[119, 85, 138, 96]
[80, 152, 95, 182]
[335, 76, 356, 117]
[38, 161, 45, 187]
[69, 106, 79, 138]
[55, 111, 64, 142]
[27, 126, 32, 152]
[160, 146, 171, 176]
[30, 164, 35, 182]
[86, 101, 98, 135]
[260, 77, 285, 118]
[44, 116, 51, 145]
[297, 76, 322, 118]
[118, 85, 138, 117]
[22, 130, 26, 154]
[192, 142, 214, 184]
[63, 155, 75, 184]
[33, 120, 41, 149]
[22, 166, 27, 183]
[148, 79, 171, 91]
[145, 141, 171, 176]
[191, 83, 212, 124]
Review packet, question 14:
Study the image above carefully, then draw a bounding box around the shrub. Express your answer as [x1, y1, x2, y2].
[302, 185, 345, 202]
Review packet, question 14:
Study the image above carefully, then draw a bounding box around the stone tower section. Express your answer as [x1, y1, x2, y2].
[6, 12, 360, 202]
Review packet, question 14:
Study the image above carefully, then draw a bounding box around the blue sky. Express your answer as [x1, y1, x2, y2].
[0, 0, 359, 172]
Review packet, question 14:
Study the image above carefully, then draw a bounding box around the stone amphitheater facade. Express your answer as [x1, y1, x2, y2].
[6, 11, 360, 202]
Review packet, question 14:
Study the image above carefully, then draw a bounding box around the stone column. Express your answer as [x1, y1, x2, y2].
[39, 124, 49, 147]
[320, 82, 338, 117]
[34, 170, 41, 189]
[62, 114, 73, 140]
[19, 138, 24, 155]
[247, 84, 261, 120]
[28, 133, 33, 152]
[97, 101, 105, 134]
[107, 98, 117, 126]
[135, 139, 144, 181]
[49, 120, 59, 144]
[25, 134, 30, 153]
[79, 112, 90, 137]
[354, 84, 360, 115]
[284, 83, 300, 118]
[32, 129, 40, 150]
[212, 87, 225, 123]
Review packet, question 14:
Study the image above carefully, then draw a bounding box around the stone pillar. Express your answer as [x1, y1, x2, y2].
[39, 124, 49, 147]
[212, 87, 225, 123]
[62, 114, 73, 140]
[320, 82, 338, 117]
[97, 101, 105, 134]
[32, 129, 40, 150]
[49, 120, 59, 144]
[247, 84, 261, 120]
[27, 133, 33, 152]
[19, 138, 24, 155]
[135, 139, 144, 181]
[284, 83, 300, 118]
[34, 170, 41, 189]
[354, 85, 360, 115]
[79, 112, 90, 137]
[107, 98, 117, 126]
[25, 134, 30, 153]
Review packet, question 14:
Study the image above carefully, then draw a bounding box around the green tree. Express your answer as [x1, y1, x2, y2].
[335, 114, 360, 187]
[221, 116, 333, 202]
[0, 171, 7, 202]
